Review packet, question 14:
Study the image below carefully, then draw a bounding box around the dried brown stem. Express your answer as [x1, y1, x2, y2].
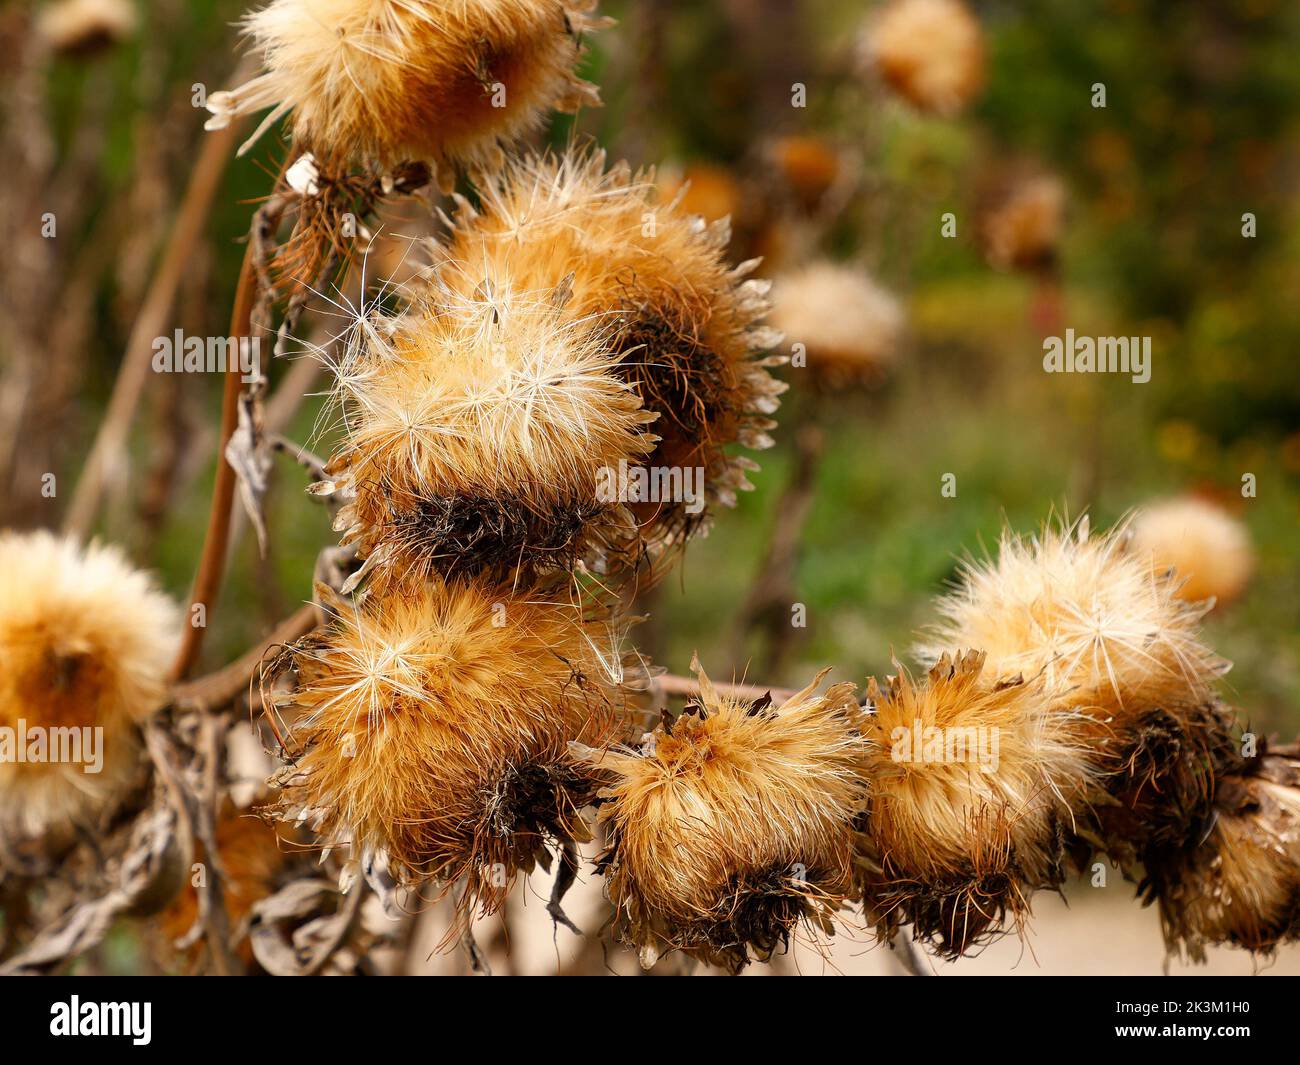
[193, 710, 243, 976]
[169, 246, 260, 682]
[891, 926, 930, 976]
[63, 113, 245, 540]
[172, 602, 320, 712]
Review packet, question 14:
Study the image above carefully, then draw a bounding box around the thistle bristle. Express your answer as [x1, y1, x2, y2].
[578, 661, 868, 971]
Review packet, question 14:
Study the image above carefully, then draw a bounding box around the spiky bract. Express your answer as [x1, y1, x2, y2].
[578, 660, 868, 972]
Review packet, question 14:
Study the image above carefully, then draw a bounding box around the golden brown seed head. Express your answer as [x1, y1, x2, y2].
[860, 650, 1085, 955]
[916, 517, 1240, 894]
[436, 149, 786, 559]
[1147, 745, 1300, 961]
[206, 0, 607, 176]
[0, 531, 178, 839]
[862, 0, 986, 116]
[916, 517, 1229, 728]
[578, 660, 868, 972]
[274, 578, 637, 919]
[321, 281, 657, 591]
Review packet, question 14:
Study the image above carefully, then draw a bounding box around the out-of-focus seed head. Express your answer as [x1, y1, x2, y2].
[35, 0, 137, 57]
[0, 531, 178, 840]
[862, 0, 986, 116]
[1129, 496, 1255, 609]
[980, 173, 1067, 274]
[768, 261, 904, 388]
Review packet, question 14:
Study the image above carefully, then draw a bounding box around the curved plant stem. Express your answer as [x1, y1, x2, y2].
[172, 601, 319, 711]
[169, 245, 260, 682]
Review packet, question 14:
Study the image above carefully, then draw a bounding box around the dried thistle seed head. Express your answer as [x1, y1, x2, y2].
[0, 531, 179, 840]
[764, 136, 844, 214]
[767, 262, 904, 388]
[861, 0, 985, 116]
[916, 517, 1229, 728]
[1146, 745, 1300, 961]
[1129, 496, 1255, 608]
[915, 518, 1236, 876]
[322, 281, 657, 591]
[206, 0, 606, 178]
[273, 578, 636, 920]
[578, 659, 868, 972]
[35, 0, 137, 57]
[437, 149, 786, 557]
[980, 173, 1067, 274]
[860, 650, 1083, 956]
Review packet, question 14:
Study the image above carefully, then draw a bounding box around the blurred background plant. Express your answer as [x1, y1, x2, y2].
[3, 0, 1297, 838]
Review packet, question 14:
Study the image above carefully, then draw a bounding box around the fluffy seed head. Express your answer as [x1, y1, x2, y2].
[862, 0, 985, 116]
[916, 517, 1235, 878]
[36, 0, 137, 56]
[578, 660, 868, 972]
[322, 281, 657, 590]
[435, 149, 786, 557]
[206, 0, 607, 176]
[981, 173, 1066, 273]
[860, 650, 1086, 955]
[1129, 497, 1255, 608]
[1147, 744, 1300, 961]
[0, 531, 178, 839]
[273, 578, 637, 919]
[767, 261, 904, 387]
[917, 517, 1229, 727]
[764, 135, 844, 213]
